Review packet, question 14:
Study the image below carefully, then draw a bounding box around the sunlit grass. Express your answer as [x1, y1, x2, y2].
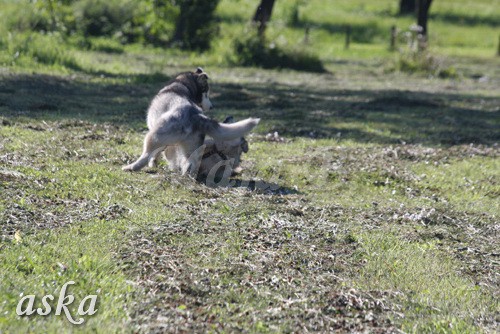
[354, 232, 498, 333]
[411, 157, 500, 216]
[1, 0, 498, 73]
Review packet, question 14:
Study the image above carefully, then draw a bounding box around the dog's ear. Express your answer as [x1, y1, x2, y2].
[195, 67, 204, 74]
[196, 73, 209, 86]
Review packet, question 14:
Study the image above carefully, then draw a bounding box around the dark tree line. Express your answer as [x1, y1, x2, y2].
[253, 0, 433, 40]
[34, 0, 435, 52]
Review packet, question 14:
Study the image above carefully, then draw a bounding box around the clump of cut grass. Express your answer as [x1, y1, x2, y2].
[388, 25, 459, 78]
[393, 50, 458, 78]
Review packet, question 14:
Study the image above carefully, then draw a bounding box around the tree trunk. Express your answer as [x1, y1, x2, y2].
[417, 0, 433, 38]
[399, 0, 416, 15]
[172, 0, 190, 44]
[253, 0, 276, 36]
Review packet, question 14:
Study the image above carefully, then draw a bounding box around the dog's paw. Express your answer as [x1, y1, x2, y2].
[232, 166, 243, 175]
[122, 164, 134, 171]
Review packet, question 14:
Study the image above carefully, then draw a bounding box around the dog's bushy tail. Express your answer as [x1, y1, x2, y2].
[199, 116, 260, 141]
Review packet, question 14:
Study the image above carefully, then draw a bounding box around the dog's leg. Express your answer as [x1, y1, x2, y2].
[147, 147, 165, 168]
[163, 146, 180, 171]
[123, 130, 182, 171]
[178, 135, 205, 178]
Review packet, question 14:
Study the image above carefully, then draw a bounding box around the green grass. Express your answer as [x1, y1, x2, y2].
[354, 232, 498, 333]
[1, 219, 131, 332]
[0, 0, 499, 332]
[1, 63, 498, 332]
[0, 121, 197, 332]
[412, 157, 500, 216]
[1, 0, 499, 71]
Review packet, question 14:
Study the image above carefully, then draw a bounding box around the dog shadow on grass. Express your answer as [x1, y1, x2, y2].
[149, 168, 300, 195]
[204, 177, 299, 195]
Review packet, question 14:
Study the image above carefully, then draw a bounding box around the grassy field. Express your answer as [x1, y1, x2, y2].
[1, 0, 499, 333]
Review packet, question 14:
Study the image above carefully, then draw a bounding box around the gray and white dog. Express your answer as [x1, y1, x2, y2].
[122, 68, 260, 176]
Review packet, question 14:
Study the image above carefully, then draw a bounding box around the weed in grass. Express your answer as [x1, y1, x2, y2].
[392, 49, 458, 78]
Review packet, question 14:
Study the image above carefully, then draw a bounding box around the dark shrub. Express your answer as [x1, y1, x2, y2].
[74, 0, 137, 37]
[233, 33, 325, 73]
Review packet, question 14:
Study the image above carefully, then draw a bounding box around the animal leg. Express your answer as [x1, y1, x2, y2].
[123, 130, 181, 172]
[147, 147, 166, 168]
[178, 135, 205, 178]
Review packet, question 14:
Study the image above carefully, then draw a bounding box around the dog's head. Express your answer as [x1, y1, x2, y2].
[173, 67, 213, 112]
[193, 67, 213, 112]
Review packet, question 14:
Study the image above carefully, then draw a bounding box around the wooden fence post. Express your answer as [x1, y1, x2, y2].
[303, 26, 310, 44]
[390, 25, 398, 50]
[497, 34, 500, 56]
[345, 25, 351, 50]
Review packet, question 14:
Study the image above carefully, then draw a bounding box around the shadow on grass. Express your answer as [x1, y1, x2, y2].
[0, 72, 498, 146]
[0, 73, 171, 129]
[213, 81, 499, 146]
[293, 19, 385, 43]
[430, 13, 500, 28]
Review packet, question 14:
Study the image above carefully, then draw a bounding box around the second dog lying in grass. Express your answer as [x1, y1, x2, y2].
[163, 116, 249, 180]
